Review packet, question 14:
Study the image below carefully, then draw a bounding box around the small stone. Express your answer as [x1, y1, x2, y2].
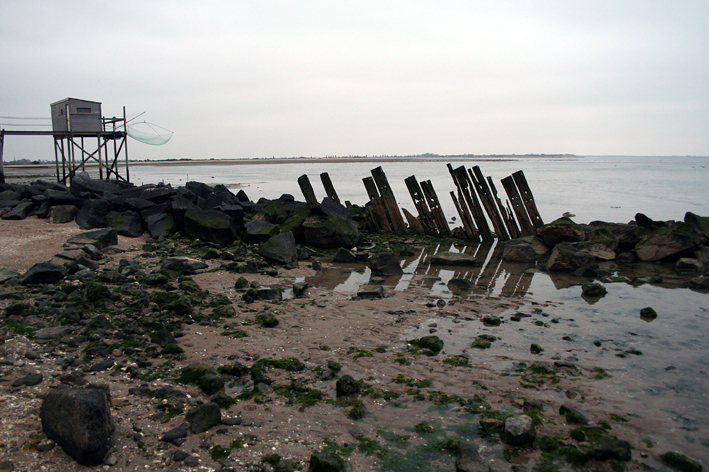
[36, 440, 55, 452]
[503, 414, 536, 446]
[530, 344, 544, 355]
[640, 307, 658, 321]
[103, 455, 117, 466]
[559, 403, 592, 424]
[173, 449, 189, 461]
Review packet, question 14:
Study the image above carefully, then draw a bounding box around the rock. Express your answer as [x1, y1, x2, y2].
[1, 201, 33, 220]
[145, 212, 177, 238]
[20, 263, 67, 285]
[105, 211, 144, 237]
[65, 228, 118, 250]
[333, 248, 356, 262]
[676, 257, 705, 273]
[689, 276, 709, 289]
[82, 244, 103, 261]
[258, 231, 298, 264]
[184, 209, 237, 245]
[660, 452, 703, 472]
[410, 335, 444, 355]
[640, 306, 658, 321]
[546, 242, 598, 272]
[576, 241, 617, 260]
[356, 284, 384, 299]
[588, 437, 632, 461]
[257, 287, 283, 301]
[684, 212, 709, 238]
[456, 443, 487, 472]
[140, 186, 178, 204]
[336, 374, 360, 397]
[12, 372, 43, 387]
[635, 227, 702, 262]
[582, 282, 607, 298]
[368, 251, 403, 276]
[0, 269, 20, 284]
[309, 451, 344, 472]
[303, 198, 360, 249]
[447, 278, 475, 291]
[70, 172, 122, 196]
[160, 425, 188, 442]
[502, 236, 549, 262]
[75, 199, 110, 229]
[90, 360, 114, 372]
[185, 402, 221, 433]
[479, 416, 505, 435]
[35, 326, 72, 341]
[162, 257, 208, 274]
[243, 219, 279, 244]
[530, 343, 544, 354]
[430, 251, 476, 266]
[40, 387, 114, 466]
[151, 328, 177, 347]
[559, 403, 591, 424]
[502, 414, 535, 446]
[292, 282, 308, 298]
[536, 218, 586, 246]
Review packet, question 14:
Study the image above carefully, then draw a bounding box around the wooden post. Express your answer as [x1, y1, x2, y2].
[297, 174, 319, 209]
[320, 172, 341, 204]
[512, 170, 544, 228]
[448, 164, 493, 241]
[501, 175, 534, 236]
[0, 131, 5, 184]
[420, 180, 452, 237]
[449, 190, 476, 239]
[371, 166, 408, 233]
[470, 166, 510, 241]
[404, 176, 436, 234]
[363, 176, 392, 232]
[488, 176, 521, 238]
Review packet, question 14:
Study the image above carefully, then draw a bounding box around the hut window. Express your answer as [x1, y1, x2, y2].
[77, 107, 92, 113]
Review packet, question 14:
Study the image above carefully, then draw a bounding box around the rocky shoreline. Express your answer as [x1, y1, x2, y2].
[0, 174, 707, 472]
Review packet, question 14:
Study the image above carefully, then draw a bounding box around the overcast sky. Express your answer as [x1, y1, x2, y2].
[1, 1, 708, 161]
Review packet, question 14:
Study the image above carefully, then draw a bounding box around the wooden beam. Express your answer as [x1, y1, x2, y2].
[404, 175, 436, 234]
[469, 166, 510, 240]
[371, 166, 408, 233]
[362, 176, 392, 232]
[488, 176, 521, 238]
[297, 174, 319, 208]
[420, 180, 452, 237]
[501, 175, 534, 236]
[448, 164, 492, 241]
[512, 170, 544, 228]
[320, 172, 341, 204]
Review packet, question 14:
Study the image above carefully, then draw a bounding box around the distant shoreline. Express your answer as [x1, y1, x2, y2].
[4, 154, 578, 170]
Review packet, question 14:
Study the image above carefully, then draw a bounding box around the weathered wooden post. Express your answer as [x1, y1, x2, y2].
[297, 174, 319, 209]
[449, 190, 476, 239]
[404, 175, 436, 233]
[469, 166, 510, 240]
[501, 175, 534, 236]
[320, 172, 340, 205]
[371, 166, 408, 233]
[488, 176, 521, 238]
[420, 180, 452, 237]
[512, 170, 544, 228]
[448, 164, 493, 241]
[363, 176, 392, 232]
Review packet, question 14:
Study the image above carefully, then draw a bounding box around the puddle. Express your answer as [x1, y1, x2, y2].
[305, 242, 709, 459]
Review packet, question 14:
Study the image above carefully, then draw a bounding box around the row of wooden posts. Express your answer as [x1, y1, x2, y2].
[297, 164, 544, 242]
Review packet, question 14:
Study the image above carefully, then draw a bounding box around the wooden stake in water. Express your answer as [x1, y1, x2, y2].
[320, 172, 340, 205]
[371, 166, 408, 233]
[420, 180, 452, 237]
[363, 176, 392, 232]
[512, 170, 544, 228]
[501, 175, 534, 236]
[297, 174, 319, 208]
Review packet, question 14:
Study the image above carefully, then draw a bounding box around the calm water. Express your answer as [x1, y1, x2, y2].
[130, 156, 709, 225]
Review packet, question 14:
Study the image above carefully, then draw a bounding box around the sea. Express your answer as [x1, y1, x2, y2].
[129, 155, 709, 226]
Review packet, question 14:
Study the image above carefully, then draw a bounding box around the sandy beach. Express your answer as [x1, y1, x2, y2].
[0, 214, 704, 472]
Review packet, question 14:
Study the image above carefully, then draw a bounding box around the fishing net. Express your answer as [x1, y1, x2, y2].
[126, 122, 173, 146]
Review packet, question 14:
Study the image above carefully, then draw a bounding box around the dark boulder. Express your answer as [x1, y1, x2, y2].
[588, 437, 632, 461]
[145, 212, 177, 239]
[430, 251, 476, 266]
[1, 201, 34, 220]
[75, 199, 111, 229]
[185, 402, 221, 433]
[303, 198, 360, 249]
[635, 213, 665, 230]
[685, 212, 709, 238]
[536, 217, 586, 246]
[502, 414, 535, 446]
[545, 243, 598, 272]
[456, 443, 487, 472]
[184, 209, 237, 245]
[20, 263, 67, 285]
[635, 227, 703, 262]
[243, 219, 279, 244]
[258, 231, 298, 264]
[356, 285, 385, 299]
[162, 257, 209, 275]
[65, 228, 118, 249]
[40, 387, 114, 466]
[335, 374, 360, 397]
[502, 236, 549, 262]
[105, 211, 144, 237]
[140, 186, 178, 204]
[70, 172, 122, 196]
[45, 189, 86, 208]
[368, 251, 403, 276]
[49, 205, 79, 224]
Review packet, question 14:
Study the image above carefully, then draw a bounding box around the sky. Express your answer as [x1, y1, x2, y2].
[1, 0, 708, 161]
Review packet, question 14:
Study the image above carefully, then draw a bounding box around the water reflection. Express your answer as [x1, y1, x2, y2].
[305, 241, 707, 301]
